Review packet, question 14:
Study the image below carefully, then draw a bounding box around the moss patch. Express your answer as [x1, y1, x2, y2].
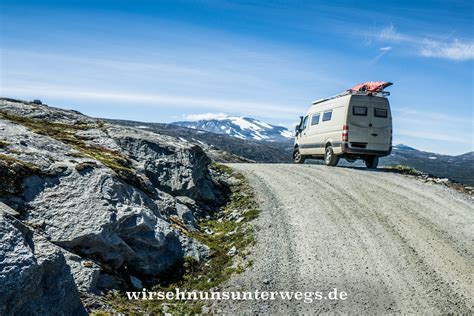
[0, 154, 41, 197]
[0, 140, 10, 148]
[0, 111, 146, 189]
[98, 163, 260, 315]
[383, 165, 421, 176]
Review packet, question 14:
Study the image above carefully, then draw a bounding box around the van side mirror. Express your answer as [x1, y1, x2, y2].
[295, 116, 303, 135]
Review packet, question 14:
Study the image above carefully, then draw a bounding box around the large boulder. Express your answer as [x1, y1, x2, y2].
[22, 166, 206, 276]
[107, 126, 217, 203]
[0, 213, 86, 316]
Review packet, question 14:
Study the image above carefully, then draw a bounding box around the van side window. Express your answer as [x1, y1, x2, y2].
[302, 115, 308, 130]
[322, 111, 332, 122]
[311, 114, 320, 125]
[374, 108, 388, 118]
[353, 106, 367, 116]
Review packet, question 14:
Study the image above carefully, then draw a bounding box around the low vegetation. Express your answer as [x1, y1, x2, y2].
[100, 163, 260, 314]
[383, 164, 421, 175]
[0, 154, 40, 197]
[0, 111, 147, 190]
[0, 140, 10, 148]
[384, 164, 473, 196]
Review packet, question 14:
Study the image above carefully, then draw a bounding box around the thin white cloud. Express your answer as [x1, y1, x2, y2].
[0, 84, 304, 120]
[378, 24, 415, 43]
[184, 112, 228, 120]
[371, 46, 392, 64]
[374, 25, 474, 61]
[420, 39, 474, 61]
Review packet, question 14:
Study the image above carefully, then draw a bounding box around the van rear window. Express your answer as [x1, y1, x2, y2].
[374, 108, 388, 118]
[311, 114, 320, 125]
[322, 111, 332, 122]
[353, 106, 367, 116]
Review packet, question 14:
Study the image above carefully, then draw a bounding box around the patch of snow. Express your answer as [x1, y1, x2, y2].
[135, 125, 149, 129]
[254, 120, 272, 129]
[233, 133, 246, 140]
[428, 156, 437, 160]
[185, 112, 228, 120]
[281, 130, 293, 138]
[231, 117, 260, 131]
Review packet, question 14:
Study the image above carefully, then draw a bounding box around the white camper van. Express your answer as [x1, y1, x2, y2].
[293, 85, 392, 168]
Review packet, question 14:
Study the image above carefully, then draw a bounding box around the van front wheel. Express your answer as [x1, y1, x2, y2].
[293, 148, 305, 164]
[324, 146, 339, 166]
[365, 156, 379, 169]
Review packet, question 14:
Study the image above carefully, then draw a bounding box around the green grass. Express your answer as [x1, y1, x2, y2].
[98, 163, 260, 315]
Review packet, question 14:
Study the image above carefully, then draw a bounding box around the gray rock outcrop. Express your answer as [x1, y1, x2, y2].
[0, 98, 225, 313]
[0, 213, 87, 316]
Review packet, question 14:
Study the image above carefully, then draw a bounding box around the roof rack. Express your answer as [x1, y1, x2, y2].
[311, 82, 392, 105]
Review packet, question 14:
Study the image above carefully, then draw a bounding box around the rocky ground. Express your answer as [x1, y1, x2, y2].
[0, 98, 240, 315]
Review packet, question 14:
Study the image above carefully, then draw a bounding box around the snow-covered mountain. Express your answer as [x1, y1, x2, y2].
[172, 116, 293, 142]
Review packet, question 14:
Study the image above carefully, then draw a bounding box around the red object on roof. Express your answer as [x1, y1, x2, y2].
[349, 81, 393, 93]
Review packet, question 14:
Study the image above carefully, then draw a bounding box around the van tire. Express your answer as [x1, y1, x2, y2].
[365, 156, 379, 169]
[324, 146, 339, 166]
[293, 148, 305, 164]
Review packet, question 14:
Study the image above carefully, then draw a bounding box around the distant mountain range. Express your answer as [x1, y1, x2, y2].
[110, 117, 473, 187]
[107, 119, 292, 163]
[172, 116, 293, 142]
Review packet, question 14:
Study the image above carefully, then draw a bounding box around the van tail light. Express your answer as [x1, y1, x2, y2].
[390, 128, 393, 144]
[342, 125, 348, 142]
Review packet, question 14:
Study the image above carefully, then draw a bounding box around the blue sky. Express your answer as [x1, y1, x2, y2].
[0, 0, 473, 154]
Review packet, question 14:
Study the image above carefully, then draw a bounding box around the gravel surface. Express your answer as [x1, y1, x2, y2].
[218, 163, 474, 314]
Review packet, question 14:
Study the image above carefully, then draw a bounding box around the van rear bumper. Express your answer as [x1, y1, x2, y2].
[341, 143, 392, 157]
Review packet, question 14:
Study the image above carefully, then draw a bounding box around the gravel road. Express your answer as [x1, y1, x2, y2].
[218, 163, 474, 314]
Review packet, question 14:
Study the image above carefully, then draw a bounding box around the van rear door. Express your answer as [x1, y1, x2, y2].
[348, 96, 370, 148]
[369, 97, 391, 151]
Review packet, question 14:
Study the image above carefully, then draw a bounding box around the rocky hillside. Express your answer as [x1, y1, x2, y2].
[172, 116, 293, 142]
[0, 98, 231, 314]
[107, 119, 292, 163]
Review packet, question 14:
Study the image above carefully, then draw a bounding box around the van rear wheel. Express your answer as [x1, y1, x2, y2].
[293, 148, 305, 164]
[324, 146, 339, 166]
[365, 156, 379, 169]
